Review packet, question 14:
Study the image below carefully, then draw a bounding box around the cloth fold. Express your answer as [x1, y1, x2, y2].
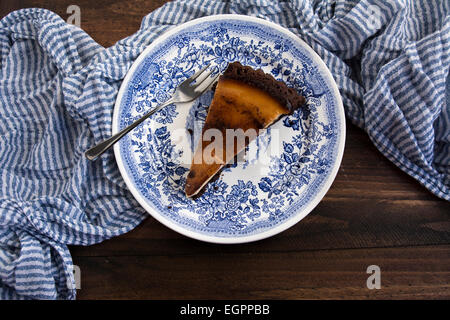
[0, 0, 449, 299]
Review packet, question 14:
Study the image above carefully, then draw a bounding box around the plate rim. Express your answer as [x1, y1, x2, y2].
[112, 14, 346, 244]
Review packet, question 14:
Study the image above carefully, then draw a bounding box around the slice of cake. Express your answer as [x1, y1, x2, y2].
[185, 61, 305, 198]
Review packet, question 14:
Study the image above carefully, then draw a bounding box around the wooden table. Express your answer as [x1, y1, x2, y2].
[2, 0, 449, 300]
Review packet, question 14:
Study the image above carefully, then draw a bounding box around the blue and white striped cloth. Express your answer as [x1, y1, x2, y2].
[0, 0, 449, 299]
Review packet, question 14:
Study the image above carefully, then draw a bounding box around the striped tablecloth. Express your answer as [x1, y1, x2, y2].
[0, 0, 449, 299]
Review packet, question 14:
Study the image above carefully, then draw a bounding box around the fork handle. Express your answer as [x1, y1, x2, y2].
[85, 98, 174, 161]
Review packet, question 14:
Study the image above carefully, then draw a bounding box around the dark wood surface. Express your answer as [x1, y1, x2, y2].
[1, 0, 449, 300]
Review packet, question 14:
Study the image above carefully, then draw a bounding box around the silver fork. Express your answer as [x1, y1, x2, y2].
[85, 64, 218, 161]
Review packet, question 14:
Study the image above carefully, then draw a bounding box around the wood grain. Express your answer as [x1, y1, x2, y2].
[1, 0, 449, 300]
[74, 246, 450, 299]
[0, 0, 167, 47]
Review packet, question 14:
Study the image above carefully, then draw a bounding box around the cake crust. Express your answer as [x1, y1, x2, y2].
[221, 61, 305, 112]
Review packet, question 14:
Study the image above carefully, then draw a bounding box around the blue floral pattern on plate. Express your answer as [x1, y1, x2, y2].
[113, 15, 345, 243]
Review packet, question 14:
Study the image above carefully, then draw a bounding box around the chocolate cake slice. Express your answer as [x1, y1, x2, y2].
[185, 61, 305, 198]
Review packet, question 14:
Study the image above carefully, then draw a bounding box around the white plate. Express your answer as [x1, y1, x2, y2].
[113, 15, 345, 243]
